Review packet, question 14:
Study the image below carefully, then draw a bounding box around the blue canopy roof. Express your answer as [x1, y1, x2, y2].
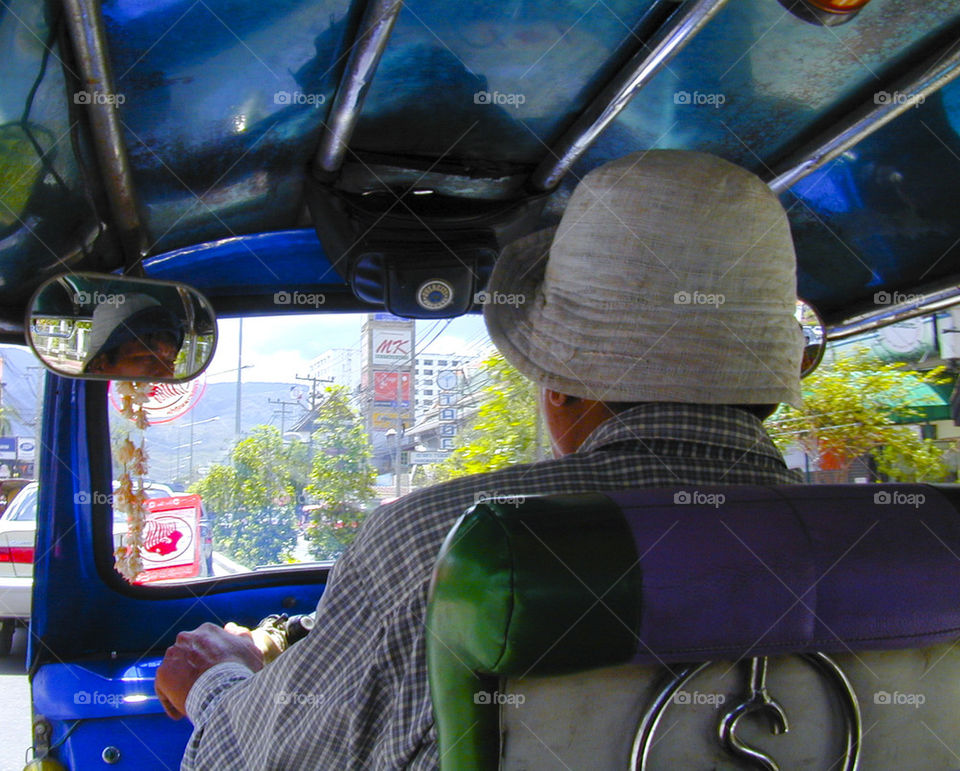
[2, 0, 959, 333]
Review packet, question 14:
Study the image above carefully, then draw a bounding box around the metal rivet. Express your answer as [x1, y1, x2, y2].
[101, 746, 121, 764]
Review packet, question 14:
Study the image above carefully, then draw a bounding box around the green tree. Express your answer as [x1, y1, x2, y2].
[429, 353, 549, 483]
[190, 425, 305, 566]
[766, 349, 950, 482]
[305, 386, 377, 560]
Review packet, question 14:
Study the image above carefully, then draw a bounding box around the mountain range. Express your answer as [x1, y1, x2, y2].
[1, 344, 313, 487]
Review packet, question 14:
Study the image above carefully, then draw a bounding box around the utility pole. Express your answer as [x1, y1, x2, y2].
[234, 318, 243, 439]
[295, 373, 335, 412]
[386, 415, 405, 498]
[268, 398, 304, 435]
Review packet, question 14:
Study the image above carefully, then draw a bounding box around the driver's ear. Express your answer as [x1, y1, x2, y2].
[544, 389, 575, 408]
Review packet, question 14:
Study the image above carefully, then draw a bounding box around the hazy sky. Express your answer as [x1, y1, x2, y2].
[205, 313, 491, 384]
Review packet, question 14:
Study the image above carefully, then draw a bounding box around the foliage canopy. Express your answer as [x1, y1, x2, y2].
[766, 349, 951, 482]
[190, 425, 306, 566]
[427, 352, 549, 484]
[305, 386, 377, 560]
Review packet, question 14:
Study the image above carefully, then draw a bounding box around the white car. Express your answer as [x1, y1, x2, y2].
[0, 481, 37, 655]
[0, 480, 199, 656]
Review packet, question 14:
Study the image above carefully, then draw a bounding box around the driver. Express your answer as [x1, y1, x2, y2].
[83, 293, 184, 379]
[156, 150, 803, 769]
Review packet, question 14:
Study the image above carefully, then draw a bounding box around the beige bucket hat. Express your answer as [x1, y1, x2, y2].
[484, 150, 802, 407]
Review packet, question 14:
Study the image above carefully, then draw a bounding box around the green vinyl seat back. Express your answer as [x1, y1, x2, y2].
[426, 484, 960, 770]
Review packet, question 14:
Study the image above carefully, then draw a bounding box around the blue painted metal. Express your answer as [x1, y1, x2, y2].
[98, 0, 353, 255]
[31, 656, 194, 768]
[584, 0, 960, 172]
[34, 659, 169, 721]
[143, 228, 348, 296]
[31, 370, 327, 649]
[0, 6, 101, 309]
[30, 373, 330, 765]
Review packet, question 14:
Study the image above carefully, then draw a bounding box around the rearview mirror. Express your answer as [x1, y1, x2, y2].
[26, 273, 217, 382]
[797, 298, 826, 379]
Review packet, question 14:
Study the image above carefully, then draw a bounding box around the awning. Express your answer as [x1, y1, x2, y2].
[890, 379, 954, 424]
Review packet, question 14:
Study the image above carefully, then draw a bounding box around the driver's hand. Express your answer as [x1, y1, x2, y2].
[155, 622, 264, 720]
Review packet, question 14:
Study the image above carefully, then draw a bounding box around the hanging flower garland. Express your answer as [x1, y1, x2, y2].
[113, 381, 152, 581]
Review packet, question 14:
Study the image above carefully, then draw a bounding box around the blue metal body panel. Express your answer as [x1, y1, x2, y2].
[29, 374, 329, 765]
[143, 228, 346, 296]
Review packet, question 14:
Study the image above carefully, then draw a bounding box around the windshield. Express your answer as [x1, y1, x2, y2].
[107, 312, 519, 577]
[4, 484, 38, 523]
[103, 307, 960, 584]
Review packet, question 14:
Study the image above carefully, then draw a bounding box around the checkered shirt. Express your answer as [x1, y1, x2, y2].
[181, 403, 799, 770]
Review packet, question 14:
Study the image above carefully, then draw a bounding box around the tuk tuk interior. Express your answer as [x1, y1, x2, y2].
[2, 0, 960, 767]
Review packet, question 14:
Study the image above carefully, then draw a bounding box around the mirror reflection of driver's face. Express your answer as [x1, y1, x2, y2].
[86, 332, 180, 379]
[82, 293, 186, 379]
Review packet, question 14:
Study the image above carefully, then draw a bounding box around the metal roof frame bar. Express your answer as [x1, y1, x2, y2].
[528, 0, 731, 192]
[767, 32, 960, 194]
[314, 0, 405, 175]
[62, 0, 146, 267]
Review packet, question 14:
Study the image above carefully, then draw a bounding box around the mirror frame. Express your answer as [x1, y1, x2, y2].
[25, 271, 218, 383]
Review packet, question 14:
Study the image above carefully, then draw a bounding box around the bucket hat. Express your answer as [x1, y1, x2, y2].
[83, 293, 185, 373]
[483, 150, 802, 406]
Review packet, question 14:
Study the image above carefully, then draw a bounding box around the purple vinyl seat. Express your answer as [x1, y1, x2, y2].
[427, 484, 960, 770]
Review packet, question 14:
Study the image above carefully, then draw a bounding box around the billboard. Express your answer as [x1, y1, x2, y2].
[136, 494, 203, 583]
[373, 371, 411, 407]
[372, 329, 414, 366]
[16, 438, 35, 462]
[371, 410, 412, 431]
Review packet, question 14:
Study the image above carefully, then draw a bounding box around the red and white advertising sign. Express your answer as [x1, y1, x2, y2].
[373, 371, 411, 406]
[135, 494, 203, 583]
[372, 329, 413, 366]
[109, 373, 206, 424]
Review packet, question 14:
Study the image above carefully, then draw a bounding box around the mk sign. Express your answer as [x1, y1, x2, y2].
[372, 329, 414, 366]
[377, 339, 408, 354]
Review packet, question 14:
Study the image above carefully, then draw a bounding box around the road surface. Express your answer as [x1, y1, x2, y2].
[0, 626, 31, 770]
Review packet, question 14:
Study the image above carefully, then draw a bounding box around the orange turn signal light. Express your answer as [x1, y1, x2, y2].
[804, 0, 872, 12]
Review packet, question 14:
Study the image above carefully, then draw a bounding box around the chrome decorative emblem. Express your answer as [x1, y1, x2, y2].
[717, 657, 789, 770]
[630, 653, 861, 771]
